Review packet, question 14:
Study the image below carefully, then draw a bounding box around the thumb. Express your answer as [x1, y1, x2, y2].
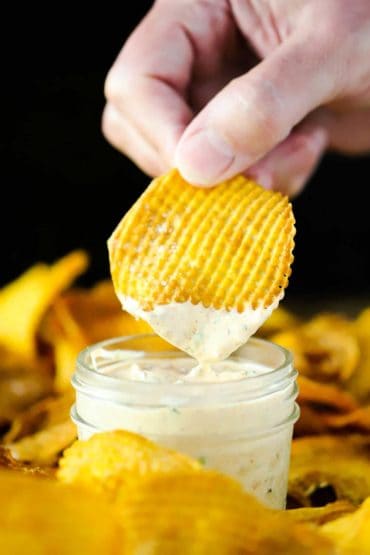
[175, 36, 338, 186]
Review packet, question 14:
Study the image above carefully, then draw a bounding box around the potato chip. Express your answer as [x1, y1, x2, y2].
[0, 370, 52, 426]
[109, 170, 295, 359]
[0, 251, 88, 368]
[294, 403, 330, 436]
[0, 469, 123, 554]
[258, 306, 299, 337]
[4, 390, 74, 444]
[0, 447, 53, 478]
[61, 280, 154, 341]
[319, 405, 370, 433]
[321, 497, 370, 554]
[298, 375, 358, 412]
[347, 307, 370, 402]
[4, 391, 76, 466]
[41, 298, 88, 391]
[273, 314, 360, 383]
[6, 420, 76, 466]
[115, 471, 333, 554]
[287, 500, 355, 525]
[289, 435, 370, 507]
[58, 429, 200, 496]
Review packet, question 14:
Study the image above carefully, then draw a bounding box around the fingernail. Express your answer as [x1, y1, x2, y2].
[175, 128, 235, 186]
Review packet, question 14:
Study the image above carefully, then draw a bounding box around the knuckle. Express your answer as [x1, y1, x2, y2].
[104, 64, 132, 104]
[230, 78, 286, 148]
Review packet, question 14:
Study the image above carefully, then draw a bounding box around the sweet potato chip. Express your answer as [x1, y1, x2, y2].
[0, 469, 123, 554]
[115, 471, 333, 554]
[321, 497, 370, 554]
[58, 429, 200, 496]
[0, 251, 88, 368]
[289, 435, 370, 507]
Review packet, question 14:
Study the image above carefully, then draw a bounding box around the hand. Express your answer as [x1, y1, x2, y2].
[103, 0, 370, 196]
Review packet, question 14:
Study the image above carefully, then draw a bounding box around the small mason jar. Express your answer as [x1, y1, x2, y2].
[71, 335, 299, 509]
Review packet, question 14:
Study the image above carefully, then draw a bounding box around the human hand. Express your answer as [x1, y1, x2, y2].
[103, 0, 370, 195]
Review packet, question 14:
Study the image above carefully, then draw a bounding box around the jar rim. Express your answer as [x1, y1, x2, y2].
[74, 335, 295, 404]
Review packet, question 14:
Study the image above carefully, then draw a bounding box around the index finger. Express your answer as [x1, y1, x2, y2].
[104, 2, 194, 165]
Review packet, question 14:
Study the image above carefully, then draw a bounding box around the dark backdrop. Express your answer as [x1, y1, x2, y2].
[2, 3, 369, 305]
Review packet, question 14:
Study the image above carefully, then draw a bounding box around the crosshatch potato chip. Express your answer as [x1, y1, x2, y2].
[0, 251, 88, 368]
[115, 471, 334, 554]
[58, 430, 200, 496]
[0, 469, 123, 554]
[288, 435, 370, 507]
[108, 170, 295, 358]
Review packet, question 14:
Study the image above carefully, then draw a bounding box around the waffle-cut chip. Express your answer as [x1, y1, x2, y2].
[0, 469, 123, 554]
[109, 170, 295, 313]
[57, 430, 200, 496]
[115, 471, 333, 554]
[289, 435, 370, 507]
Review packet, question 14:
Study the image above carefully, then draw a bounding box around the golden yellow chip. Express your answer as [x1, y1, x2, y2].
[273, 314, 360, 383]
[0, 251, 88, 367]
[320, 405, 370, 432]
[109, 170, 295, 313]
[258, 306, 300, 337]
[321, 497, 370, 553]
[289, 435, 370, 507]
[57, 430, 200, 496]
[115, 471, 333, 554]
[287, 500, 355, 525]
[298, 375, 358, 412]
[347, 307, 370, 402]
[4, 391, 76, 466]
[0, 469, 123, 554]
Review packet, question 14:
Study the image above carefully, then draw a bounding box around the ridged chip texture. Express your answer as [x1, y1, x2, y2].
[109, 170, 295, 313]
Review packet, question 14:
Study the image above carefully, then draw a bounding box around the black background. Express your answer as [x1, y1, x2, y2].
[2, 2, 369, 307]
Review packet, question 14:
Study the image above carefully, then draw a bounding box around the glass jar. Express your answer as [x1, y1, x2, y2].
[71, 335, 299, 509]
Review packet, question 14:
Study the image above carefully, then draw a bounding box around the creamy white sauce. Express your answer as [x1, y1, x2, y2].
[74, 344, 298, 509]
[120, 296, 282, 362]
[90, 348, 268, 383]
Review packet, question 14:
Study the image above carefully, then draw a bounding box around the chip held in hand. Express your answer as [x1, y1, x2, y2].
[108, 170, 295, 361]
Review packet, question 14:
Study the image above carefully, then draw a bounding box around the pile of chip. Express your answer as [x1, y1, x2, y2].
[1, 251, 370, 553]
